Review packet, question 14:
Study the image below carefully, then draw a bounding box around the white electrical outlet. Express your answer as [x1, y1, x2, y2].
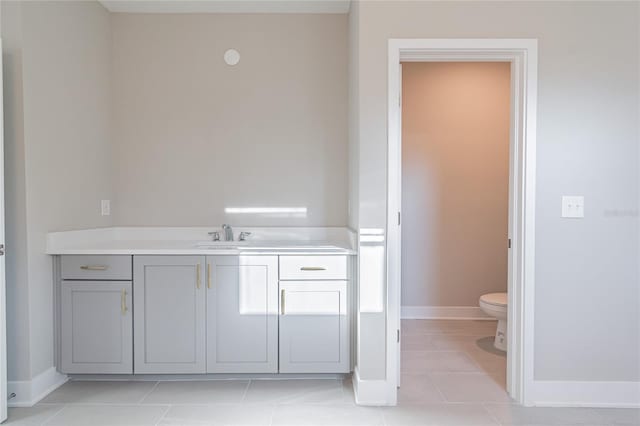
[562, 196, 584, 218]
[101, 200, 111, 216]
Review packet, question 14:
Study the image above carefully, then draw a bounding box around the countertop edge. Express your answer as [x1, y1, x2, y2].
[47, 249, 357, 256]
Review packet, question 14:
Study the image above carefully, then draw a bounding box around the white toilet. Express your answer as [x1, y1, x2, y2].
[479, 292, 508, 351]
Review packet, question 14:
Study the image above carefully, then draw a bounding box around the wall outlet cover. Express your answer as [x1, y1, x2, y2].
[101, 199, 111, 216]
[562, 196, 584, 218]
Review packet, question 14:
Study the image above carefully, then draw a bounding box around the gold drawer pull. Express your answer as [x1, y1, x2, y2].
[121, 289, 128, 315]
[80, 265, 108, 271]
[300, 267, 326, 271]
[207, 263, 212, 289]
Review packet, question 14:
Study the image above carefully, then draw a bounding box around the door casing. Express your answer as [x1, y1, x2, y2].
[386, 38, 538, 406]
[0, 36, 8, 422]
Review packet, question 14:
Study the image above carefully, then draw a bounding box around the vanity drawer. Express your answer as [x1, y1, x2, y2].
[279, 256, 347, 280]
[61, 255, 132, 280]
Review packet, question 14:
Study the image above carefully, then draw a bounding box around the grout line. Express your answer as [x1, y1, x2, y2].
[268, 403, 276, 426]
[138, 380, 161, 404]
[241, 379, 251, 402]
[426, 371, 500, 376]
[154, 404, 172, 426]
[425, 372, 449, 403]
[461, 350, 486, 373]
[40, 404, 68, 426]
[481, 402, 504, 426]
[42, 402, 171, 407]
[378, 404, 390, 426]
[401, 349, 490, 354]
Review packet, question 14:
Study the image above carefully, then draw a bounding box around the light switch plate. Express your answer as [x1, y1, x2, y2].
[562, 196, 584, 218]
[101, 199, 111, 216]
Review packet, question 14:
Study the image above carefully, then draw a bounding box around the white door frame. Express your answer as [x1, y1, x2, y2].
[0, 37, 7, 421]
[387, 39, 538, 406]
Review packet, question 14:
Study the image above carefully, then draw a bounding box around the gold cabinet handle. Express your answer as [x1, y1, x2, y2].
[80, 265, 108, 271]
[196, 264, 201, 289]
[300, 267, 326, 271]
[281, 289, 285, 315]
[207, 263, 212, 289]
[121, 288, 128, 315]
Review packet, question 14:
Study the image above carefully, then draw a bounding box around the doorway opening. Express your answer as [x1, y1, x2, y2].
[399, 60, 512, 402]
[386, 39, 538, 406]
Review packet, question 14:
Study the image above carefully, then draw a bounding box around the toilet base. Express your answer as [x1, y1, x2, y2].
[494, 319, 507, 352]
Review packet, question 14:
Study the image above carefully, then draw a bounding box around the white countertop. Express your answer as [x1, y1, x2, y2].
[46, 227, 357, 255]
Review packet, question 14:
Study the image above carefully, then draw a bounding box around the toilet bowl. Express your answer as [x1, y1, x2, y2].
[479, 292, 507, 351]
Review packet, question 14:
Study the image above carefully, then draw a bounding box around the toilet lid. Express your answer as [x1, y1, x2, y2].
[480, 292, 507, 307]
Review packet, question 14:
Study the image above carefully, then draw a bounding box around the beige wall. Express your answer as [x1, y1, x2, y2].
[401, 62, 510, 307]
[348, 0, 360, 230]
[111, 13, 348, 227]
[2, 5, 349, 388]
[2, 0, 113, 381]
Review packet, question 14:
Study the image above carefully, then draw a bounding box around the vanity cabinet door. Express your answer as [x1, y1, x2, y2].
[60, 281, 132, 374]
[134, 256, 206, 373]
[206, 256, 278, 373]
[279, 281, 349, 373]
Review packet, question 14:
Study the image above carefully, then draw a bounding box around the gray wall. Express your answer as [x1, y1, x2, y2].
[2, 0, 113, 381]
[2, 0, 30, 382]
[350, 0, 639, 382]
[401, 62, 510, 307]
[111, 13, 348, 227]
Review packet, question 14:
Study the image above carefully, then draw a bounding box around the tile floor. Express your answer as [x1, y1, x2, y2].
[6, 320, 639, 425]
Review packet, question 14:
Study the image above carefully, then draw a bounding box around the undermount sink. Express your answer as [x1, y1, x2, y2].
[194, 241, 250, 248]
[193, 241, 343, 250]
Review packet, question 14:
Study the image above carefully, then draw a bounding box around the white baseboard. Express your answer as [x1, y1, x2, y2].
[528, 380, 640, 408]
[8, 367, 68, 407]
[401, 306, 492, 320]
[352, 366, 395, 406]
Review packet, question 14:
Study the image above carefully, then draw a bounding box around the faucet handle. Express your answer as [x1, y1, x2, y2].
[238, 232, 252, 241]
[208, 231, 220, 241]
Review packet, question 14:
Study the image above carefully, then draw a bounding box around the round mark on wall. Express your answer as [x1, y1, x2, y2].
[224, 49, 240, 66]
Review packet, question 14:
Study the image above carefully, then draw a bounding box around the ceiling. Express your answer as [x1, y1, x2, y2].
[99, 0, 351, 14]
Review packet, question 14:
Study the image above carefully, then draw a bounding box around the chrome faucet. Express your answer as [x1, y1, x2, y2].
[222, 224, 233, 241]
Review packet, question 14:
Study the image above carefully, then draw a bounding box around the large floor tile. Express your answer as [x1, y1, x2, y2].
[41, 380, 158, 404]
[402, 320, 463, 336]
[397, 374, 445, 404]
[271, 403, 383, 426]
[5, 405, 64, 425]
[141, 380, 249, 404]
[159, 404, 274, 426]
[402, 334, 438, 351]
[484, 404, 606, 425]
[402, 320, 498, 337]
[7, 371, 640, 426]
[429, 335, 490, 351]
[429, 373, 512, 403]
[592, 408, 640, 425]
[383, 403, 499, 426]
[243, 379, 351, 404]
[464, 343, 507, 374]
[483, 368, 507, 389]
[43, 404, 168, 426]
[401, 350, 481, 374]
